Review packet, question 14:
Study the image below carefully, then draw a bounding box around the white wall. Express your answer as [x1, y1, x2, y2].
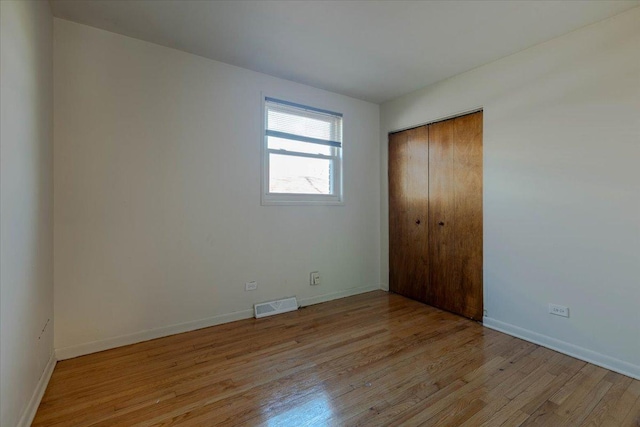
[0, 1, 54, 426]
[380, 8, 640, 378]
[53, 19, 380, 357]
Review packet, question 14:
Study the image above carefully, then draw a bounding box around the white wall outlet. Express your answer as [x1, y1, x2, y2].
[245, 281, 257, 291]
[549, 303, 569, 317]
[310, 271, 320, 286]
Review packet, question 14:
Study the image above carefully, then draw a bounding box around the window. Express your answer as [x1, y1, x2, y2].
[262, 97, 343, 205]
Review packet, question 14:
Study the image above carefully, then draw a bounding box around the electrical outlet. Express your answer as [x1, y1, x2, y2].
[310, 271, 320, 286]
[245, 281, 257, 291]
[549, 303, 569, 318]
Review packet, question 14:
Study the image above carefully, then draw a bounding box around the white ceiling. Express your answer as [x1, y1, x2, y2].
[50, 0, 639, 104]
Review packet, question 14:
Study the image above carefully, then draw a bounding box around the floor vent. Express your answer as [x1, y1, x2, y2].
[254, 297, 298, 319]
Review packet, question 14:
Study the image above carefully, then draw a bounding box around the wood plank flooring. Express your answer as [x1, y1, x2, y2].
[34, 291, 640, 426]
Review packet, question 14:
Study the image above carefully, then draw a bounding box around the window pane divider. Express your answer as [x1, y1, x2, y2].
[265, 130, 341, 148]
[266, 192, 340, 198]
[266, 148, 336, 161]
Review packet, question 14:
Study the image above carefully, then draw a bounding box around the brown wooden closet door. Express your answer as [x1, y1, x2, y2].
[428, 111, 483, 320]
[427, 119, 456, 312]
[388, 126, 429, 303]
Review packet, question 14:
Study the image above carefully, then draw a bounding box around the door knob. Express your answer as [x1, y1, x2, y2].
[415, 219, 421, 225]
[438, 221, 445, 226]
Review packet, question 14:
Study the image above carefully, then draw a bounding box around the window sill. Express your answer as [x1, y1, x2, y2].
[261, 195, 344, 206]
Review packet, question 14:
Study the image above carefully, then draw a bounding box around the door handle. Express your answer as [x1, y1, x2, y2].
[415, 219, 421, 225]
[439, 221, 445, 226]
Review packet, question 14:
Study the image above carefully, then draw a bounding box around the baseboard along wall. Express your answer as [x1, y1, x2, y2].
[55, 285, 382, 361]
[17, 353, 57, 427]
[484, 317, 640, 380]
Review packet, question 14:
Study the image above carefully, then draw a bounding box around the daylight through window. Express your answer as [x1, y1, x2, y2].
[263, 97, 343, 204]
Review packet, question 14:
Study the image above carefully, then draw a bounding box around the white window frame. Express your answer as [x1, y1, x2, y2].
[261, 95, 344, 206]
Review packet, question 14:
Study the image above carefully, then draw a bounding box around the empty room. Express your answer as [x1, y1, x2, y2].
[1, 0, 639, 426]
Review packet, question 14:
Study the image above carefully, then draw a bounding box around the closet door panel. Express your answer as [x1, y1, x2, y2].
[453, 112, 483, 320]
[389, 130, 409, 298]
[427, 120, 457, 311]
[388, 126, 429, 302]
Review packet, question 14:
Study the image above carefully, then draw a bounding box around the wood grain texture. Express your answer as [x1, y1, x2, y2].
[452, 111, 483, 320]
[392, 111, 483, 320]
[34, 292, 639, 426]
[388, 126, 429, 303]
[428, 112, 483, 320]
[427, 118, 457, 313]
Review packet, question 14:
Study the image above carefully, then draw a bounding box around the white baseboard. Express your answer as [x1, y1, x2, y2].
[483, 317, 640, 380]
[55, 308, 255, 360]
[56, 285, 381, 361]
[18, 353, 57, 427]
[298, 285, 381, 307]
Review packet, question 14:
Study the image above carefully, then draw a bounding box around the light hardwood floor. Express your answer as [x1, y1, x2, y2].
[34, 291, 640, 426]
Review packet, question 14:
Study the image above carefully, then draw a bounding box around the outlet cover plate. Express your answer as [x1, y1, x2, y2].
[310, 271, 320, 286]
[245, 281, 258, 291]
[549, 303, 569, 317]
